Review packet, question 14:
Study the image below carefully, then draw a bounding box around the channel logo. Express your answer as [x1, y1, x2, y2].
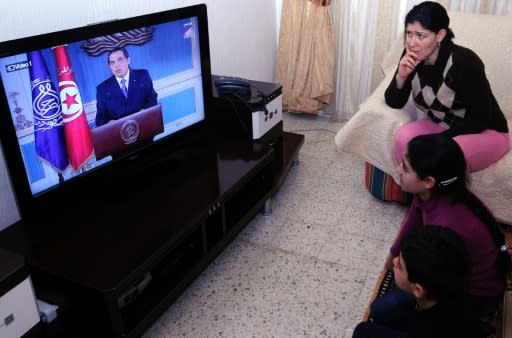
[5, 61, 31, 73]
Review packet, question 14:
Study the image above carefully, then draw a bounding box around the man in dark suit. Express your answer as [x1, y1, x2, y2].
[95, 47, 158, 126]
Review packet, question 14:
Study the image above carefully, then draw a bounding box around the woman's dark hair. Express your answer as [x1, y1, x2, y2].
[400, 225, 470, 301]
[405, 1, 455, 42]
[407, 134, 508, 280]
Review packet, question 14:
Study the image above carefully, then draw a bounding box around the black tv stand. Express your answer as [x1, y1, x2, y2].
[0, 131, 304, 337]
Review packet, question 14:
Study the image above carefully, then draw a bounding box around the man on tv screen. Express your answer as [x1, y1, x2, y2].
[95, 47, 158, 126]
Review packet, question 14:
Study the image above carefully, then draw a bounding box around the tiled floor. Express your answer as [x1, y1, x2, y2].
[143, 112, 408, 337]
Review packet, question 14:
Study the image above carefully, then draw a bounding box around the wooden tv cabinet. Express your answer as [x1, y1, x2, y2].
[0, 131, 303, 338]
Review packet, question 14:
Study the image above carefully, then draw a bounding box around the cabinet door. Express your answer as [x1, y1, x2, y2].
[0, 277, 40, 338]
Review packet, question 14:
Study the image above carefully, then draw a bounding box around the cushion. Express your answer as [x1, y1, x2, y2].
[365, 162, 412, 204]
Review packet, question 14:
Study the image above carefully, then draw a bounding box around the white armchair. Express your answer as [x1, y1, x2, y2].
[335, 11, 512, 225]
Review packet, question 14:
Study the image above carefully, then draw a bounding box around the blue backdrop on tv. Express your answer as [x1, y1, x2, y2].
[40, 18, 195, 103]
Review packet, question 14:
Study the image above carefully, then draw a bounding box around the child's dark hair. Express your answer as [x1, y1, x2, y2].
[400, 225, 470, 301]
[406, 134, 508, 280]
[405, 1, 455, 42]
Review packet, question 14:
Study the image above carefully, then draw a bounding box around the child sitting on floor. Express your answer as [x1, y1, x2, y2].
[352, 226, 485, 338]
[373, 134, 507, 326]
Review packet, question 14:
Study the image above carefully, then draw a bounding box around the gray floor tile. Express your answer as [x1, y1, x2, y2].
[143, 112, 407, 337]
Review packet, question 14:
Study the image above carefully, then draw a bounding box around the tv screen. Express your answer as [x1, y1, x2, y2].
[0, 5, 212, 219]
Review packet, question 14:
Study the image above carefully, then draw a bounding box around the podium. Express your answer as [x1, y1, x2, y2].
[91, 104, 164, 160]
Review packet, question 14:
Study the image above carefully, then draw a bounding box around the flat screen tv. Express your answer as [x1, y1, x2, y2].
[0, 4, 213, 222]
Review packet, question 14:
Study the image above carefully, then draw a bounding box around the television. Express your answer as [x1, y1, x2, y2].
[0, 4, 213, 222]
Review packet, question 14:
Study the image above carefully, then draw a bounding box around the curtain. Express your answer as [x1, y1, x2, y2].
[275, 0, 335, 115]
[331, 0, 378, 120]
[449, 0, 512, 14]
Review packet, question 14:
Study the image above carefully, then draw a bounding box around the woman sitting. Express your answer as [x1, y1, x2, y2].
[386, 1, 509, 172]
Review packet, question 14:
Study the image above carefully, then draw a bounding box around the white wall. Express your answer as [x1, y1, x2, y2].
[0, 0, 278, 230]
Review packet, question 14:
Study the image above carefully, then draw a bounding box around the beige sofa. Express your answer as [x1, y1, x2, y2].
[335, 11, 512, 225]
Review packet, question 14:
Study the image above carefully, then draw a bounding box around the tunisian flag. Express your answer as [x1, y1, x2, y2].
[53, 45, 93, 170]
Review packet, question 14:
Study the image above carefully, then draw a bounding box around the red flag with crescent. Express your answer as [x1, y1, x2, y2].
[53, 45, 93, 170]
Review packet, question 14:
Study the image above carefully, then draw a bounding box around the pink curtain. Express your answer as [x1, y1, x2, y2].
[275, 0, 335, 115]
